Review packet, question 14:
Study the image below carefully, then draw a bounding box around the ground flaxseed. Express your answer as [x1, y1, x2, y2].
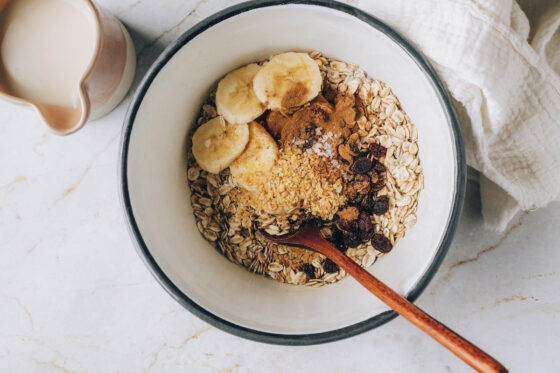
[228, 145, 346, 220]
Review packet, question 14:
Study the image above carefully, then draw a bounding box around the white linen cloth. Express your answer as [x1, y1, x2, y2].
[353, 0, 560, 230]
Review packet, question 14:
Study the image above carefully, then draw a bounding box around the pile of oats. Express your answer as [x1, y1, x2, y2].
[186, 52, 423, 287]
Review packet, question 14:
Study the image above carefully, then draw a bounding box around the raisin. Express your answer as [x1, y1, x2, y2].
[331, 228, 344, 244]
[347, 174, 371, 201]
[358, 211, 374, 232]
[369, 143, 387, 158]
[372, 233, 393, 253]
[302, 263, 316, 279]
[336, 219, 358, 232]
[372, 196, 390, 215]
[350, 143, 361, 155]
[343, 231, 362, 248]
[360, 195, 375, 214]
[360, 230, 375, 242]
[336, 206, 360, 231]
[374, 161, 386, 173]
[369, 171, 380, 184]
[361, 194, 388, 213]
[323, 259, 340, 273]
[371, 180, 385, 192]
[330, 229, 347, 252]
[352, 157, 373, 174]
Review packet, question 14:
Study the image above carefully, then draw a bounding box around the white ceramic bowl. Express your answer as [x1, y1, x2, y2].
[120, 0, 465, 345]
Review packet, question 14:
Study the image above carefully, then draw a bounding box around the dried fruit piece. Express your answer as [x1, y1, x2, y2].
[360, 195, 376, 214]
[352, 157, 373, 174]
[360, 230, 375, 242]
[369, 169, 380, 184]
[371, 180, 386, 193]
[372, 233, 393, 253]
[373, 161, 386, 173]
[329, 229, 347, 252]
[358, 211, 374, 232]
[302, 263, 316, 279]
[336, 206, 360, 231]
[369, 143, 387, 158]
[372, 196, 389, 215]
[324, 258, 339, 273]
[343, 231, 362, 248]
[347, 174, 371, 201]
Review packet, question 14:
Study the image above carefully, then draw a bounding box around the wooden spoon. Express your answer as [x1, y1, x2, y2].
[262, 221, 508, 373]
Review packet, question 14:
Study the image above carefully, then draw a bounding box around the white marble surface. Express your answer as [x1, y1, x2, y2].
[1, 1, 559, 372]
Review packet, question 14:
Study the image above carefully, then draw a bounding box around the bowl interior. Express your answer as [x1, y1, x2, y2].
[124, 4, 458, 335]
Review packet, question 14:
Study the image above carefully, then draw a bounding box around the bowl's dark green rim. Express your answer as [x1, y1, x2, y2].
[119, 0, 466, 346]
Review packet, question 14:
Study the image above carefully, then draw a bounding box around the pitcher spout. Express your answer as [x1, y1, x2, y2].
[34, 91, 90, 135]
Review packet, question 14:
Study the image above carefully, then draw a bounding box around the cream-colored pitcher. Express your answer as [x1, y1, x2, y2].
[0, 0, 136, 135]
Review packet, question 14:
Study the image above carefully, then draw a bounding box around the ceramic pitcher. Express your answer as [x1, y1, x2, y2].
[0, 0, 136, 135]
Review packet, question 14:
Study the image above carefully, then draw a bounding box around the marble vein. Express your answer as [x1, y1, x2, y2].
[16, 333, 44, 346]
[428, 211, 529, 296]
[48, 132, 119, 209]
[30, 358, 76, 373]
[223, 363, 241, 372]
[523, 272, 556, 280]
[25, 241, 41, 256]
[32, 132, 49, 154]
[494, 295, 539, 305]
[145, 327, 212, 371]
[137, 0, 207, 57]
[0, 294, 34, 329]
[0, 175, 27, 190]
[448, 212, 529, 270]
[48, 165, 93, 209]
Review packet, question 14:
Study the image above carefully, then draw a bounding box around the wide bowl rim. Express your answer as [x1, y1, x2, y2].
[119, 0, 466, 346]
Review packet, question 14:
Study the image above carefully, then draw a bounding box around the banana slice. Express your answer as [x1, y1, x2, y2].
[253, 52, 322, 111]
[230, 122, 278, 190]
[216, 63, 266, 125]
[192, 116, 249, 174]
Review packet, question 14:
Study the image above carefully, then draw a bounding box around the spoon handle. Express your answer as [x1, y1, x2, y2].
[309, 237, 508, 373]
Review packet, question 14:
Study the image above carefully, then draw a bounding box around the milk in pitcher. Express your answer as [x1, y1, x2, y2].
[0, 0, 97, 110]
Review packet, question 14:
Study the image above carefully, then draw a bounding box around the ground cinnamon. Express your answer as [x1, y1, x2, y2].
[280, 81, 309, 112]
[265, 88, 358, 146]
